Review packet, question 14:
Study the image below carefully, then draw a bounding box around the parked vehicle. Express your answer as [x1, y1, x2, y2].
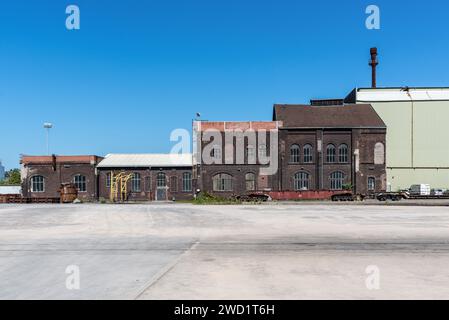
[376, 192, 404, 201]
[431, 189, 444, 196]
[410, 184, 431, 196]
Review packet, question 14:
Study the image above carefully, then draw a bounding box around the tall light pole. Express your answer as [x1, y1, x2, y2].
[43, 123, 53, 155]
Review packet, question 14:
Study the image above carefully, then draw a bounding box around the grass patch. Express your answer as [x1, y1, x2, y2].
[192, 192, 242, 205]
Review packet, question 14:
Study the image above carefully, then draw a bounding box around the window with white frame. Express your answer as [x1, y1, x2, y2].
[212, 173, 233, 192]
[368, 177, 376, 191]
[330, 171, 345, 190]
[326, 144, 336, 163]
[293, 171, 310, 191]
[338, 144, 349, 163]
[31, 176, 44, 193]
[73, 174, 87, 192]
[290, 144, 300, 163]
[157, 172, 166, 187]
[303, 144, 313, 163]
[182, 172, 192, 192]
[131, 173, 141, 192]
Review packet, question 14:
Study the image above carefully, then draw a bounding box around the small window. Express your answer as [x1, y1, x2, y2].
[157, 172, 166, 187]
[31, 176, 44, 193]
[330, 171, 345, 190]
[245, 173, 256, 191]
[368, 177, 376, 192]
[212, 173, 233, 192]
[293, 172, 310, 191]
[290, 144, 300, 163]
[182, 172, 192, 192]
[73, 174, 87, 192]
[170, 176, 178, 192]
[303, 144, 313, 163]
[131, 173, 141, 192]
[326, 144, 336, 163]
[106, 173, 111, 188]
[338, 144, 349, 163]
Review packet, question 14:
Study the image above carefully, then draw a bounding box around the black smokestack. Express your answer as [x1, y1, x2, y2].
[369, 47, 379, 88]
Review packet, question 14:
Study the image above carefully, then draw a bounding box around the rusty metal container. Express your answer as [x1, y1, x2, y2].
[59, 183, 78, 203]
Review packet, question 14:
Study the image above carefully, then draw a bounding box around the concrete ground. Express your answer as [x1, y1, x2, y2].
[1, 203, 449, 300]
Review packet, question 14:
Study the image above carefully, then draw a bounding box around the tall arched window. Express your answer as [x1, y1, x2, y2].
[338, 144, 349, 163]
[293, 171, 310, 191]
[157, 172, 166, 187]
[330, 171, 345, 190]
[31, 175, 45, 193]
[212, 173, 233, 191]
[182, 172, 192, 192]
[131, 173, 141, 192]
[368, 177, 376, 192]
[106, 172, 111, 188]
[73, 174, 86, 192]
[303, 144, 313, 163]
[326, 144, 336, 163]
[245, 173, 256, 191]
[374, 142, 385, 165]
[290, 144, 300, 163]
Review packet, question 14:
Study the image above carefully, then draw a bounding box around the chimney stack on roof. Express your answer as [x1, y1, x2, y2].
[369, 47, 379, 88]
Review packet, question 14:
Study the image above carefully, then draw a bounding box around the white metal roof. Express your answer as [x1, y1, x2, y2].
[355, 87, 449, 102]
[97, 154, 193, 168]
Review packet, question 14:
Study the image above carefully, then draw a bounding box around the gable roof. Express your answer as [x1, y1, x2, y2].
[272, 104, 386, 128]
[97, 154, 192, 168]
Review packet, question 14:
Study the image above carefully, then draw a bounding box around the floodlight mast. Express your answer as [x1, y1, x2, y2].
[44, 123, 53, 155]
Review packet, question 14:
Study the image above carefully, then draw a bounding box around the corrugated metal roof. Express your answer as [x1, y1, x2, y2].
[97, 154, 193, 168]
[356, 87, 449, 102]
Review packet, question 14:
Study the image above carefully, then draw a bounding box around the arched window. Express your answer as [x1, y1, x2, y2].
[212, 173, 233, 192]
[245, 173, 256, 191]
[157, 172, 166, 187]
[31, 175, 44, 193]
[326, 144, 336, 163]
[303, 144, 313, 163]
[182, 172, 192, 192]
[290, 144, 300, 163]
[330, 171, 345, 190]
[73, 174, 86, 192]
[374, 142, 385, 165]
[338, 144, 349, 163]
[293, 171, 310, 191]
[131, 173, 141, 192]
[170, 176, 178, 192]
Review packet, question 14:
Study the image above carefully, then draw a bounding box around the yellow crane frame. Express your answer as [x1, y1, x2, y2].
[110, 171, 134, 202]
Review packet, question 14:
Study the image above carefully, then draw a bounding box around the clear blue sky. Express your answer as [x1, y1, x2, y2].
[1, 0, 448, 169]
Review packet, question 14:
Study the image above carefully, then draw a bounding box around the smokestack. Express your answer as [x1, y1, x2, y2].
[369, 47, 379, 88]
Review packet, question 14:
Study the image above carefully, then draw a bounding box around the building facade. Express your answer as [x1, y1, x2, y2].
[345, 87, 449, 191]
[21, 155, 102, 201]
[194, 103, 387, 197]
[96, 154, 194, 201]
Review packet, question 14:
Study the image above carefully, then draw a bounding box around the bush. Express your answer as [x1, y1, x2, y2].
[193, 192, 241, 205]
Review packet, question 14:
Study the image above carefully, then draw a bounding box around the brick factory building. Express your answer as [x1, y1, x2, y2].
[20, 103, 387, 202]
[194, 103, 387, 197]
[21, 155, 103, 201]
[96, 154, 194, 201]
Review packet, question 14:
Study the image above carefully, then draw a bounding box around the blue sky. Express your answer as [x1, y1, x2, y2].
[1, 0, 448, 169]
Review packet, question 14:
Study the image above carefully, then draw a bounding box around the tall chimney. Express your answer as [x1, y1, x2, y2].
[369, 47, 379, 88]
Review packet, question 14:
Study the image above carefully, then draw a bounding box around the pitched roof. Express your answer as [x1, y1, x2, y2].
[272, 104, 386, 128]
[97, 154, 192, 168]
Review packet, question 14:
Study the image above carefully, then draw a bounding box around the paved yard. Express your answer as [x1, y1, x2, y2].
[1, 203, 449, 299]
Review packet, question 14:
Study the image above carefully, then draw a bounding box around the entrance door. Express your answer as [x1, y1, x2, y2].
[156, 187, 167, 201]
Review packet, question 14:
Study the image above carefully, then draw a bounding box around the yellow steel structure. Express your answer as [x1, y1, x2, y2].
[110, 171, 134, 202]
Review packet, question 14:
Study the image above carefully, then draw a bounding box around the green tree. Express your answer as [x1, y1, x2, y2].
[0, 169, 21, 186]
